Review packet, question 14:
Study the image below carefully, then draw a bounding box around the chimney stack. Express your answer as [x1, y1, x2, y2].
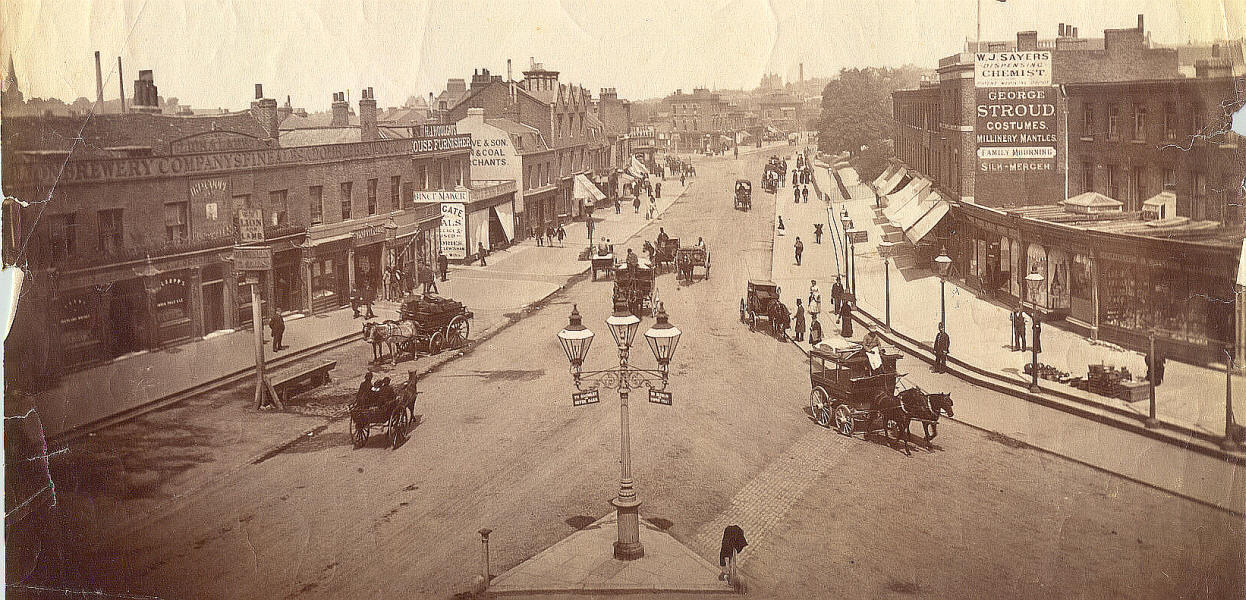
[1058, 23, 1065, 37]
[1072, 26, 1078, 38]
[360, 87, 378, 141]
[331, 91, 350, 126]
[132, 69, 161, 113]
[117, 56, 125, 113]
[1137, 14, 1144, 31]
[94, 51, 104, 111]
[250, 83, 279, 139]
[799, 62, 804, 82]
[507, 58, 512, 81]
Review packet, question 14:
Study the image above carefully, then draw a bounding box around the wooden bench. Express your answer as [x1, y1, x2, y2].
[270, 360, 337, 405]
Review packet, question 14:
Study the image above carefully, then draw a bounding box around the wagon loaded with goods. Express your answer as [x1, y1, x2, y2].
[399, 294, 473, 355]
[675, 245, 711, 283]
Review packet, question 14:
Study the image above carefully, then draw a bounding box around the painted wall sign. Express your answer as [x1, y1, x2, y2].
[974, 51, 1052, 87]
[439, 203, 468, 260]
[236, 208, 265, 244]
[975, 87, 1058, 173]
[232, 246, 273, 271]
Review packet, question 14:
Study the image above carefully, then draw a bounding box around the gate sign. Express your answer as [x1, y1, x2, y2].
[648, 390, 672, 406]
[237, 208, 265, 244]
[233, 246, 273, 271]
[572, 390, 600, 407]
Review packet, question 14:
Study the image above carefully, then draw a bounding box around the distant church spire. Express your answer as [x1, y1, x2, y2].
[4, 55, 19, 94]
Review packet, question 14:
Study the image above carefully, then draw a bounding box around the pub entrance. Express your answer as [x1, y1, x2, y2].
[107, 279, 146, 356]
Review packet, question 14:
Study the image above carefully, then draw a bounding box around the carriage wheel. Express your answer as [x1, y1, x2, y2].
[740, 299, 747, 323]
[747, 310, 757, 331]
[447, 315, 470, 349]
[352, 418, 370, 448]
[389, 410, 409, 449]
[833, 404, 854, 436]
[809, 387, 829, 419]
[428, 331, 445, 355]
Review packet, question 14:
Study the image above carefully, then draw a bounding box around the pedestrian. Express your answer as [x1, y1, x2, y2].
[557, 225, 566, 247]
[802, 185, 810, 203]
[655, 182, 662, 198]
[1016, 310, 1027, 351]
[362, 283, 377, 319]
[534, 225, 543, 246]
[547, 226, 555, 247]
[831, 276, 844, 315]
[840, 299, 854, 338]
[809, 314, 823, 346]
[793, 299, 806, 341]
[614, 196, 621, 214]
[794, 185, 800, 204]
[681, 172, 686, 186]
[438, 252, 449, 282]
[648, 195, 657, 220]
[813, 223, 823, 244]
[634, 195, 641, 214]
[794, 236, 804, 266]
[1146, 350, 1167, 386]
[808, 290, 821, 324]
[477, 242, 488, 267]
[776, 215, 786, 236]
[350, 287, 362, 318]
[268, 311, 285, 352]
[1032, 314, 1042, 354]
[933, 322, 950, 373]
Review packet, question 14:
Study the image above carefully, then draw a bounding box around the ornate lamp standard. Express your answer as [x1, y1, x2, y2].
[1025, 270, 1046, 392]
[934, 247, 952, 329]
[557, 301, 682, 560]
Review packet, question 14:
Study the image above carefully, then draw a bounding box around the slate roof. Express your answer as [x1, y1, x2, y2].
[2, 111, 270, 158]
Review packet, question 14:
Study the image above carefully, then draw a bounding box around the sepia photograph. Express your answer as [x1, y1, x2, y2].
[2, 1, 1244, 598]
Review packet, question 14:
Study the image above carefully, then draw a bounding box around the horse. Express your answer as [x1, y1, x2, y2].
[891, 388, 955, 455]
[362, 321, 390, 362]
[642, 241, 657, 265]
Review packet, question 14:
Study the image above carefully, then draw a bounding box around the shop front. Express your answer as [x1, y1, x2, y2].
[153, 274, 193, 345]
[57, 290, 104, 368]
[463, 182, 518, 252]
[310, 240, 349, 313]
[389, 201, 443, 297]
[352, 224, 387, 299]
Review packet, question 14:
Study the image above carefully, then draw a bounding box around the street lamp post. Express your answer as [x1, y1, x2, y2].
[1145, 331, 1160, 428]
[1025, 270, 1045, 393]
[879, 241, 894, 330]
[934, 247, 952, 330]
[1223, 347, 1239, 451]
[557, 301, 681, 561]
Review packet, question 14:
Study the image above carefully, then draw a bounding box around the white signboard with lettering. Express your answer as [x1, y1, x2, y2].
[439, 202, 468, 259]
[974, 52, 1052, 88]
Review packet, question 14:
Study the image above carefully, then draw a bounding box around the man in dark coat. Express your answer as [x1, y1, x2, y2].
[655, 181, 662, 198]
[350, 287, 362, 318]
[362, 283, 377, 318]
[840, 300, 854, 338]
[269, 312, 285, 352]
[793, 299, 806, 342]
[356, 371, 374, 406]
[1032, 314, 1042, 354]
[831, 276, 844, 315]
[1147, 351, 1167, 386]
[933, 322, 950, 373]
[438, 252, 449, 282]
[802, 185, 810, 203]
[794, 185, 801, 203]
[477, 242, 488, 267]
[1015, 310, 1027, 351]
[794, 237, 804, 266]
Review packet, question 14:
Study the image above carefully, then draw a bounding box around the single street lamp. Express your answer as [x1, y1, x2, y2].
[934, 247, 952, 329]
[557, 301, 681, 561]
[1025, 270, 1045, 393]
[879, 241, 894, 329]
[1223, 347, 1241, 451]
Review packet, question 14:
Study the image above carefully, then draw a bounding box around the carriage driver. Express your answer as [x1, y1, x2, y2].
[626, 248, 640, 270]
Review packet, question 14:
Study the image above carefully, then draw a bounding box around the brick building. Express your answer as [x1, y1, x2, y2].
[883, 16, 1245, 364]
[2, 78, 470, 388]
[664, 88, 732, 153]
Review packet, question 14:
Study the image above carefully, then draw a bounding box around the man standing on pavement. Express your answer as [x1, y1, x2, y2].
[614, 196, 621, 214]
[477, 242, 488, 267]
[802, 185, 810, 203]
[269, 311, 285, 352]
[814, 223, 823, 244]
[534, 226, 543, 246]
[831, 276, 844, 316]
[794, 236, 804, 266]
[933, 322, 950, 373]
[655, 181, 662, 199]
[1011, 310, 1023, 350]
[840, 298, 854, 337]
[793, 299, 806, 341]
[350, 287, 362, 318]
[634, 195, 641, 214]
[557, 225, 566, 247]
[438, 252, 449, 282]
[809, 314, 823, 346]
[793, 185, 800, 204]
[362, 283, 377, 319]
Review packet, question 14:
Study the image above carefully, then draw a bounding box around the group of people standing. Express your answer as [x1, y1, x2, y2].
[531, 224, 567, 248]
[788, 277, 854, 345]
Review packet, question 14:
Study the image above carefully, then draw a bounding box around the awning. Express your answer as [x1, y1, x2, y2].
[493, 202, 515, 242]
[872, 165, 897, 189]
[876, 167, 909, 196]
[893, 190, 940, 232]
[883, 178, 930, 221]
[574, 173, 607, 204]
[905, 199, 950, 245]
[1238, 239, 1246, 287]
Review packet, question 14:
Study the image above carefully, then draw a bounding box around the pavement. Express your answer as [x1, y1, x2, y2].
[16, 160, 724, 441]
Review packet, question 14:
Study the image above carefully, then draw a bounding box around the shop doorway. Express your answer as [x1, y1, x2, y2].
[203, 281, 225, 333]
[107, 279, 146, 356]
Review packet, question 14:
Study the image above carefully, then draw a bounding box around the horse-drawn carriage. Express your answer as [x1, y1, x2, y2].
[740, 280, 783, 333]
[349, 373, 418, 449]
[591, 242, 615, 280]
[806, 340, 953, 455]
[363, 294, 473, 364]
[734, 179, 752, 210]
[613, 264, 656, 316]
[675, 246, 711, 283]
[648, 238, 679, 273]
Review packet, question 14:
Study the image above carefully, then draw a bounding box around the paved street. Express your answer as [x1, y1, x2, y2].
[10, 148, 1243, 600]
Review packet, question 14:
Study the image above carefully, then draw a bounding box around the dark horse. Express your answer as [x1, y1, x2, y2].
[889, 388, 954, 455]
[642, 240, 657, 265]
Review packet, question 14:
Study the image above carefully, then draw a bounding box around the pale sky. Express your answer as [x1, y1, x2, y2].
[1, 0, 1241, 111]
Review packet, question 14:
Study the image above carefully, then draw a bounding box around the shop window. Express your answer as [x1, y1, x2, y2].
[391, 176, 401, 210]
[164, 202, 188, 242]
[98, 209, 123, 255]
[232, 194, 252, 210]
[309, 185, 323, 224]
[367, 179, 378, 215]
[340, 181, 353, 220]
[1106, 165, 1119, 199]
[1107, 104, 1120, 140]
[1081, 162, 1094, 194]
[49, 214, 77, 262]
[269, 190, 288, 227]
[1071, 254, 1092, 300]
[419, 165, 429, 191]
[1132, 103, 1147, 140]
[1163, 102, 1177, 141]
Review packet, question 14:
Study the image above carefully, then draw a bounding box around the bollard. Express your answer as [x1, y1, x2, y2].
[479, 528, 493, 589]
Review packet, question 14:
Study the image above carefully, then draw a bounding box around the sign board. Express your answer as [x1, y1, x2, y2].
[975, 87, 1058, 173]
[847, 230, 869, 244]
[439, 202, 468, 260]
[352, 224, 388, 247]
[421, 123, 458, 138]
[233, 246, 273, 271]
[648, 389, 672, 406]
[236, 208, 265, 244]
[572, 390, 600, 407]
[412, 135, 472, 153]
[974, 52, 1052, 87]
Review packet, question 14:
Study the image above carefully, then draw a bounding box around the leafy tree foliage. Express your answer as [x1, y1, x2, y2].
[817, 66, 924, 180]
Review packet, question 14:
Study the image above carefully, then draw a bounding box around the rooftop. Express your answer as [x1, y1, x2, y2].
[2, 111, 270, 158]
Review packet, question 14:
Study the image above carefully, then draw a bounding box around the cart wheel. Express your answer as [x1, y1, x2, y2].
[352, 419, 370, 448]
[429, 331, 445, 355]
[833, 404, 854, 436]
[747, 311, 757, 331]
[389, 411, 408, 449]
[809, 387, 829, 424]
[740, 299, 746, 323]
[447, 315, 470, 349]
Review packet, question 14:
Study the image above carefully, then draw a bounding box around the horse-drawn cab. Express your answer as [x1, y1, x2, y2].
[591, 241, 615, 280]
[734, 179, 752, 210]
[741, 280, 782, 332]
[613, 263, 656, 316]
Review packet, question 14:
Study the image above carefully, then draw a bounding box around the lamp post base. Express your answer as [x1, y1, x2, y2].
[1143, 417, 1161, 429]
[1220, 437, 1240, 452]
[611, 496, 645, 560]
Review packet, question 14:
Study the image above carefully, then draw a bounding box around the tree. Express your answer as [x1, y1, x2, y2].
[816, 66, 924, 180]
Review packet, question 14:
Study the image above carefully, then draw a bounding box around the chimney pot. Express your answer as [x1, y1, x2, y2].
[1072, 26, 1078, 38]
[1212, 43, 1221, 57]
[255, 83, 263, 99]
[1137, 14, 1144, 31]
[1058, 23, 1065, 36]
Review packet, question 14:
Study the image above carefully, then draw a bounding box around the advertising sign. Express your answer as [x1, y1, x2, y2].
[236, 208, 265, 243]
[648, 389, 672, 406]
[975, 87, 1058, 173]
[232, 246, 273, 271]
[439, 202, 468, 259]
[572, 390, 600, 407]
[846, 229, 869, 244]
[974, 52, 1052, 87]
